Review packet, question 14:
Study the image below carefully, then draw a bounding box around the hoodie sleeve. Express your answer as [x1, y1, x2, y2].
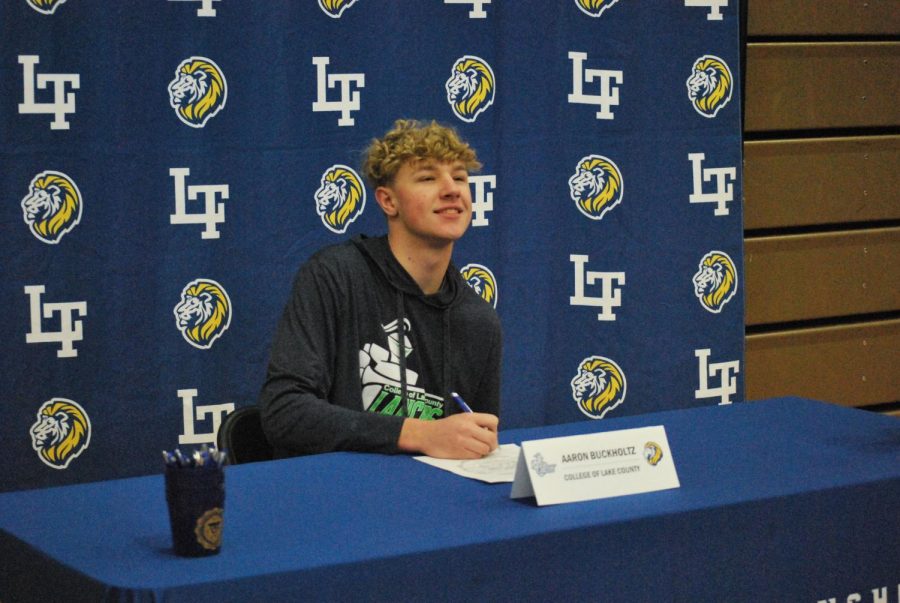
[258, 256, 405, 457]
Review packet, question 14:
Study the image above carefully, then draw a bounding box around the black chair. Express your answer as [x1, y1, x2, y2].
[216, 406, 274, 465]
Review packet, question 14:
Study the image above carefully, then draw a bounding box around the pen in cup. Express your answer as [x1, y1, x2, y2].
[451, 391, 473, 413]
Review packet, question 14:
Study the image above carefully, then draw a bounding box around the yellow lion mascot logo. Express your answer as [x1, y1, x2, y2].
[692, 251, 738, 313]
[26, 0, 68, 14]
[446, 56, 496, 123]
[687, 55, 733, 118]
[568, 155, 623, 221]
[574, 0, 621, 18]
[571, 356, 626, 419]
[174, 279, 232, 349]
[30, 398, 91, 469]
[318, 0, 360, 18]
[21, 170, 82, 244]
[315, 165, 366, 234]
[644, 442, 663, 466]
[460, 264, 498, 308]
[168, 57, 227, 128]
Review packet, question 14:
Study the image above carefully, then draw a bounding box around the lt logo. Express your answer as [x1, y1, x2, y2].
[169, 167, 230, 239]
[444, 0, 490, 18]
[568, 51, 623, 120]
[684, 0, 728, 21]
[168, 0, 220, 17]
[24, 285, 87, 358]
[688, 153, 737, 216]
[570, 254, 625, 321]
[177, 389, 235, 445]
[470, 174, 496, 227]
[312, 56, 365, 127]
[18, 55, 80, 130]
[694, 348, 740, 405]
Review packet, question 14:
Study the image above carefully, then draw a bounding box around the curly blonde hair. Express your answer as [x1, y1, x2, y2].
[362, 119, 481, 187]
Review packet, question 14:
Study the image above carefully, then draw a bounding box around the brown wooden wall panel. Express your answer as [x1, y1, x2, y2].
[748, 0, 900, 37]
[745, 319, 900, 407]
[744, 42, 900, 132]
[744, 135, 900, 230]
[744, 228, 900, 325]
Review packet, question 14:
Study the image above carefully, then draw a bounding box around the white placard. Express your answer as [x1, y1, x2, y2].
[510, 425, 679, 506]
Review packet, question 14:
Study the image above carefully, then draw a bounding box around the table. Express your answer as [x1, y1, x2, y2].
[2, 397, 898, 602]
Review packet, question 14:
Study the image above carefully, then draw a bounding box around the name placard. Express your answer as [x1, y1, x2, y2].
[510, 425, 679, 506]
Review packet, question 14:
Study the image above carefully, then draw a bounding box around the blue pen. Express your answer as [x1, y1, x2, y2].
[451, 391, 473, 414]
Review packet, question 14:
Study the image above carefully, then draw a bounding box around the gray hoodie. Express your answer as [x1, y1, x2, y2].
[259, 235, 502, 458]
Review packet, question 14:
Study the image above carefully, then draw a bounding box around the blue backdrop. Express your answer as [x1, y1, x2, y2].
[1, 0, 744, 492]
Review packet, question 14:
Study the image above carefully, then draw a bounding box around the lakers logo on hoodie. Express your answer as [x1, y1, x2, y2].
[359, 319, 444, 419]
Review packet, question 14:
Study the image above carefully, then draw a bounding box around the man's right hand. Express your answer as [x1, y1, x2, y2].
[398, 413, 499, 459]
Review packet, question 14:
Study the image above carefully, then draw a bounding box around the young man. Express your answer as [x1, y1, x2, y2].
[259, 120, 501, 460]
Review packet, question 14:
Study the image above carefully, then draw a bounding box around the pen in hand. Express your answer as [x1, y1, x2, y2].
[451, 391, 473, 414]
[452, 391, 498, 453]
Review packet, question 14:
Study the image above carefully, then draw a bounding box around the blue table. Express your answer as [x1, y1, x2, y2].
[2, 397, 899, 602]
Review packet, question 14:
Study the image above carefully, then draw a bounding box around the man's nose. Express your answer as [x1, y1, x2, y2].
[439, 173, 462, 197]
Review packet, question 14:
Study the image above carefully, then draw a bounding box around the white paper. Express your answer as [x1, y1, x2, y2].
[413, 444, 521, 483]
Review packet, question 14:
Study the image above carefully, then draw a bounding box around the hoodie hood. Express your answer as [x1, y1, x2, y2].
[351, 234, 463, 308]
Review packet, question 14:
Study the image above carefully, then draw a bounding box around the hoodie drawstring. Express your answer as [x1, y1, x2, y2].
[396, 291, 409, 419]
[442, 309, 452, 412]
[396, 288, 455, 418]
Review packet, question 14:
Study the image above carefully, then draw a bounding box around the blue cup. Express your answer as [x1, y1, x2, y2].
[164, 465, 225, 557]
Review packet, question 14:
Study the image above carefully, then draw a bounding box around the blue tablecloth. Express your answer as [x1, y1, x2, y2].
[2, 397, 899, 602]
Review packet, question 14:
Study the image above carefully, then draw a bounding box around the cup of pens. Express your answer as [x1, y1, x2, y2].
[163, 446, 227, 557]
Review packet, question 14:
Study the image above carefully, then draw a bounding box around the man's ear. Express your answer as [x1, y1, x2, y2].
[374, 186, 398, 217]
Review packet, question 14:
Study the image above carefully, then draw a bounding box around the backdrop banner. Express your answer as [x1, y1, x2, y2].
[1, 0, 743, 492]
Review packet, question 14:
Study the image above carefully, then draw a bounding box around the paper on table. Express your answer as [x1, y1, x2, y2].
[413, 444, 521, 483]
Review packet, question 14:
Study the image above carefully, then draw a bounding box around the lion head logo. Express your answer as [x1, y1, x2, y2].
[692, 251, 738, 313]
[460, 264, 498, 308]
[445, 55, 496, 123]
[26, 0, 68, 14]
[568, 155, 623, 221]
[318, 0, 360, 18]
[21, 171, 82, 244]
[174, 279, 232, 349]
[644, 442, 663, 466]
[687, 55, 733, 118]
[315, 165, 366, 234]
[168, 57, 227, 128]
[30, 398, 91, 469]
[574, 0, 621, 18]
[571, 356, 626, 419]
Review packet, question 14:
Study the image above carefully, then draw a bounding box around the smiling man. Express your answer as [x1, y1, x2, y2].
[259, 120, 501, 460]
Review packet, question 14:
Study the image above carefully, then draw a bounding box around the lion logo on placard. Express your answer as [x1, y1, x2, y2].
[25, 0, 68, 14]
[574, 0, 621, 18]
[644, 442, 663, 466]
[315, 165, 366, 234]
[446, 55, 495, 123]
[460, 264, 498, 308]
[568, 155, 623, 221]
[168, 57, 228, 128]
[174, 279, 232, 349]
[571, 356, 626, 419]
[21, 171, 82, 244]
[687, 55, 733, 118]
[318, 0, 359, 18]
[692, 251, 738, 313]
[30, 398, 91, 469]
